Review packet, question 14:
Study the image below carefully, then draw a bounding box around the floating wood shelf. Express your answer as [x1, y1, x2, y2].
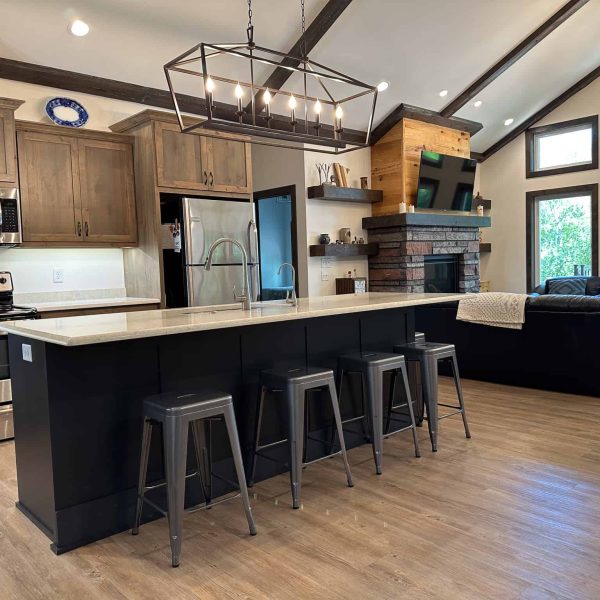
[307, 184, 383, 204]
[480, 243, 491, 253]
[309, 243, 379, 257]
[472, 198, 492, 210]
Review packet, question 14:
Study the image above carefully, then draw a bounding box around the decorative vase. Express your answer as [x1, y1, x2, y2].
[319, 233, 331, 245]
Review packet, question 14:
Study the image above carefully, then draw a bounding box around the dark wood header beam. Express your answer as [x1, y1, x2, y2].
[369, 104, 482, 145]
[480, 63, 600, 161]
[251, 0, 353, 111]
[440, 0, 590, 117]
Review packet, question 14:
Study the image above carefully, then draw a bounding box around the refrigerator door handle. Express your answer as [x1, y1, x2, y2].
[247, 218, 261, 301]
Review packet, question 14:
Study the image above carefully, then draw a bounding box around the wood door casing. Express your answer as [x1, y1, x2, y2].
[154, 121, 209, 190]
[78, 139, 137, 243]
[17, 131, 83, 242]
[207, 137, 251, 193]
[0, 108, 18, 183]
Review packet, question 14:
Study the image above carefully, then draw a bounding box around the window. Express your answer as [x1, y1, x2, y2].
[526, 184, 598, 290]
[526, 116, 598, 178]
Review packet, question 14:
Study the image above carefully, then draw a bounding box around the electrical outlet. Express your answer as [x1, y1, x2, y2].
[321, 271, 330, 281]
[22, 344, 32, 362]
[53, 268, 65, 284]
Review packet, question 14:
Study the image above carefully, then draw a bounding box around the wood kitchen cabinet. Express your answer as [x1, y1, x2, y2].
[154, 120, 251, 194]
[0, 98, 24, 184]
[16, 123, 137, 246]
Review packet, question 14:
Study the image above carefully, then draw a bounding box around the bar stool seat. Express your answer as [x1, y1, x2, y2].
[133, 390, 256, 567]
[334, 352, 420, 475]
[393, 341, 471, 452]
[250, 366, 353, 509]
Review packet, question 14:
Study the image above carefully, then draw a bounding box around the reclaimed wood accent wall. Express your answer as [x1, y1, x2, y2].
[370, 118, 471, 216]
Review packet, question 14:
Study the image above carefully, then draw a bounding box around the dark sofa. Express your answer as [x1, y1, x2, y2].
[415, 277, 600, 397]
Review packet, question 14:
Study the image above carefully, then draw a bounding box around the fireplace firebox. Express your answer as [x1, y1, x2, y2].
[424, 255, 458, 293]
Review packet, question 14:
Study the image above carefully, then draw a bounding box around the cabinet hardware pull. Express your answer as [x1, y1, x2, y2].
[85, 222, 89, 236]
[209, 171, 214, 186]
[203, 171, 208, 185]
[77, 221, 82, 237]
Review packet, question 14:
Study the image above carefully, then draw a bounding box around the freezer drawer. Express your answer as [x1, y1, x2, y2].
[187, 264, 253, 307]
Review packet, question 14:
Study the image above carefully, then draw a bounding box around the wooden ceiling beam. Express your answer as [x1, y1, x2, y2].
[440, 0, 591, 117]
[250, 0, 353, 111]
[479, 63, 600, 161]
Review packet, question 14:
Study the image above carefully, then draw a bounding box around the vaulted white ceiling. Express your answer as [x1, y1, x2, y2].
[1, 0, 598, 152]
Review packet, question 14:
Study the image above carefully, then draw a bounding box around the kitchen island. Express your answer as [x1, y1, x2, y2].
[1, 292, 467, 554]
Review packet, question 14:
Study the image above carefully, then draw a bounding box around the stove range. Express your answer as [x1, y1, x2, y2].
[0, 272, 38, 441]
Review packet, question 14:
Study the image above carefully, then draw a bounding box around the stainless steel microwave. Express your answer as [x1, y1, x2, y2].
[0, 188, 22, 245]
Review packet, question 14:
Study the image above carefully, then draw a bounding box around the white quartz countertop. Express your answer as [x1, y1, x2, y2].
[0, 292, 469, 347]
[26, 297, 161, 313]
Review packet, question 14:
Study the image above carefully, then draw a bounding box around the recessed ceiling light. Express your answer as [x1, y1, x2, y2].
[473, 100, 483, 108]
[439, 89, 448, 97]
[376, 81, 389, 92]
[69, 19, 90, 37]
[504, 118, 514, 126]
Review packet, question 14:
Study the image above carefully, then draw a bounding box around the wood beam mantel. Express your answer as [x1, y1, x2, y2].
[440, 0, 590, 117]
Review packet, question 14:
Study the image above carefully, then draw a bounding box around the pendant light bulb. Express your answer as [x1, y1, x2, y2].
[335, 105, 343, 119]
[314, 99, 322, 114]
[205, 77, 215, 93]
[235, 83, 244, 99]
[288, 95, 297, 110]
[263, 89, 271, 105]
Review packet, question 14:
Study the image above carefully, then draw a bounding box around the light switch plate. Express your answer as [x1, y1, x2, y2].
[22, 344, 32, 362]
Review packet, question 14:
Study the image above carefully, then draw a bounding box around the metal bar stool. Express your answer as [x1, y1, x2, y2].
[132, 390, 257, 567]
[333, 352, 420, 475]
[249, 366, 353, 509]
[408, 332, 426, 423]
[393, 341, 471, 452]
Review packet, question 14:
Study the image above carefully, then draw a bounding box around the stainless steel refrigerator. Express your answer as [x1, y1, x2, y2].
[181, 197, 260, 307]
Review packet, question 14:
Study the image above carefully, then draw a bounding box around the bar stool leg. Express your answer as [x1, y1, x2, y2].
[420, 356, 439, 452]
[398, 363, 421, 458]
[385, 370, 397, 434]
[327, 380, 354, 488]
[407, 360, 424, 425]
[287, 384, 305, 509]
[132, 417, 152, 535]
[191, 419, 212, 506]
[223, 403, 257, 536]
[328, 367, 345, 454]
[449, 354, 471, 439]
[163, 417, 189, 567]
[364, 369, 384, 474]
[248, 385, 266, 487]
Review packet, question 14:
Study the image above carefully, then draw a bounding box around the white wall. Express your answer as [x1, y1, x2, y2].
[304, 148, 372, 296]
[478, 77, 600, 293]
[0, 78, 153, 296]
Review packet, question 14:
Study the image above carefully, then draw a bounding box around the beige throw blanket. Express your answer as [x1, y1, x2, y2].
[457, 292, 527, 330]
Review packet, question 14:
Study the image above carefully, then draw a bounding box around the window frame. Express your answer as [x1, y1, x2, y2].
[525, 183, 598, 291]
[525, 115, 598, 179]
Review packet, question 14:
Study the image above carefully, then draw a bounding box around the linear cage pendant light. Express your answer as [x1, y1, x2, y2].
[164, 0, 379, 154]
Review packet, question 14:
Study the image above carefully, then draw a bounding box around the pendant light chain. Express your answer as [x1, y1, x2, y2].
[246, 0, 254, 45]
[300, 0, 306, 59]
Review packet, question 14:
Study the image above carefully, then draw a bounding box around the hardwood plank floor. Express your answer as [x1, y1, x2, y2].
[0, 378, 599, 600]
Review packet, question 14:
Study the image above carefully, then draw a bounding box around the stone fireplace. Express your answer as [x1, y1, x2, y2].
[362, 212, 490, 294]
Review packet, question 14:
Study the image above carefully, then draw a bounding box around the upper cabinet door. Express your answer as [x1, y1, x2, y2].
[78, 139, 137, 244]
[17, 131, 83, 242]
[154, 121, 209, 190]
[0, 107, 18, 183]
[207, 137, 252, 194]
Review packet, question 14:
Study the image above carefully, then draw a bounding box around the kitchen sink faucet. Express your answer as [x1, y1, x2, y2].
[205, 238, 252, 311]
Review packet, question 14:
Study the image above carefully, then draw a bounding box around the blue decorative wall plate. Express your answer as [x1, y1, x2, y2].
[45, 97, 89, 128]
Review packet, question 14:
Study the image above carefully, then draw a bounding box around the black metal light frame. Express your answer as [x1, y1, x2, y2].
[164, 40, 378, 154]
